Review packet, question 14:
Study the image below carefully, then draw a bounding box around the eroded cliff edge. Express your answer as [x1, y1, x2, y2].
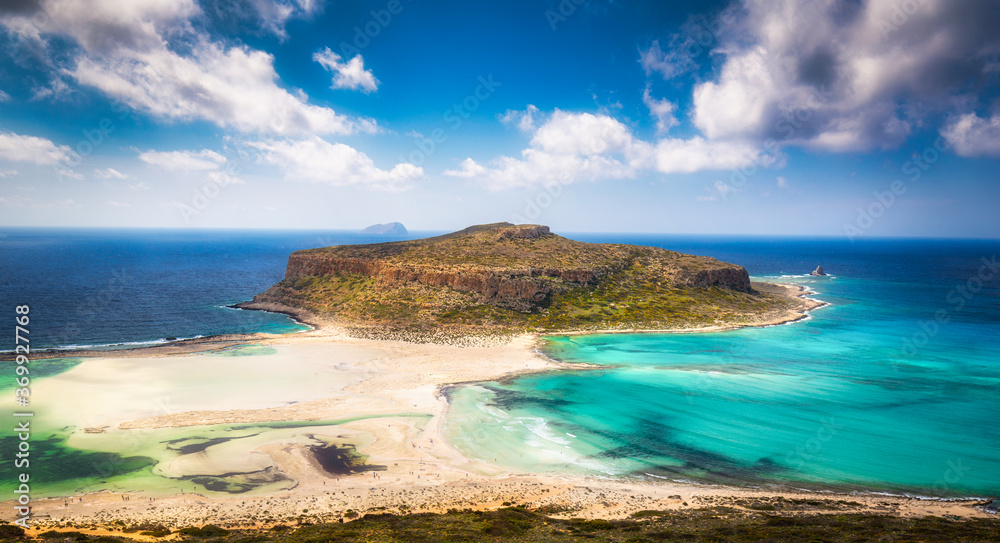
[239, 223, 800, 338]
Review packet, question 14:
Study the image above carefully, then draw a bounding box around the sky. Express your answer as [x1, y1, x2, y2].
[0, 0, 998, 237]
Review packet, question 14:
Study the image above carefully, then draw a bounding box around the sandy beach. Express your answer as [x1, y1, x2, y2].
[4, 284, 993, 532]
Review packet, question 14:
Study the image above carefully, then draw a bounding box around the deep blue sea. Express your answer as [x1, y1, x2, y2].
[3, 229, 999, 497]
[0, 228, 421, 350]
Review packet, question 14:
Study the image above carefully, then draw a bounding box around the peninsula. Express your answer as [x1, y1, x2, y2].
[237, 223, 813, 339]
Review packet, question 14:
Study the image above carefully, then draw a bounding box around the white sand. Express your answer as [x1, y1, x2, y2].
[4, 299, 991, 529]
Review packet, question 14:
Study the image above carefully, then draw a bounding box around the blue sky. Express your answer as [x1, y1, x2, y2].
[0, 0, 998, 237]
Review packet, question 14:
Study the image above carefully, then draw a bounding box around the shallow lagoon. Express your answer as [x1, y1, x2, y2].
[445, 272, 1000, 498]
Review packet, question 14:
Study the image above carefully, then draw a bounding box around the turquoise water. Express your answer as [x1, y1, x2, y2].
[446, 262, 1000, 497]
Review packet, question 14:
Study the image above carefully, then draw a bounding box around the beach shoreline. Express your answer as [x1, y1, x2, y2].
[8, 280, 991, 530]
[17, 281, 823, 361]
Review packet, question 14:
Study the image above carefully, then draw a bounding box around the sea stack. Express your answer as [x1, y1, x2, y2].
[810, 265, 827, 276]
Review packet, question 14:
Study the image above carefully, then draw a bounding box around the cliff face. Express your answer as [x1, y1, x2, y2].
[281, 251, 607, 311]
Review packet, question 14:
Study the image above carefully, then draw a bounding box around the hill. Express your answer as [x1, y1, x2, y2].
[239, 223, 803, 338]
[361, 222, 408, 235]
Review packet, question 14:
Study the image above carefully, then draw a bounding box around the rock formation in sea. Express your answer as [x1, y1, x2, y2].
[810, 265, 827, 276]
[360, 222, 407, 235]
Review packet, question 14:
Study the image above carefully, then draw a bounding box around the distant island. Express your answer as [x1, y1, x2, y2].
[360, 222, 407, 235]
[238, 223, 816, 339]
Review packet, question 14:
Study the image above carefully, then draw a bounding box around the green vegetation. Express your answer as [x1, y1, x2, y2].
[12, 508, 998, 542]
[252, 223, 800, 339]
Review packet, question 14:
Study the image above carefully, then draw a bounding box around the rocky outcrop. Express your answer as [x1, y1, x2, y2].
[810, 265, 827, 276]
[361, 222, 407, 235]
[676, 266, 752, 291]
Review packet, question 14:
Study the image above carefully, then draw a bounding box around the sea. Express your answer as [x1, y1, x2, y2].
[2, 229, 999, 498]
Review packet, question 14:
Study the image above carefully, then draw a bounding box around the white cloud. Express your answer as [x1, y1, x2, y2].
[642, 87, 678, 134]
[941, 112, 1000, 157]
[0, 131, 74, 165]
[248, 0, 322, 38]
[313, 48, 379, 93]
[1, 0, 375, 137]
[138, 149, 226, 171]
[500, 105, 540, 132]
[0, 196, 30, 207]
[94, 167, 129, 179]
[56, 168, 84, 180]
[0, 168, 18, 178]
[650, 137, 768, 175]
[0, 0, 199, 55]
[776, 176, 788, 188]
[445, 110, 643, 190]
[443, 158, 486, 179]
[639, 40, 697, 81]
[531, 110, 634, 156]
[444, 108, 770, 190]
[696, 180, 735, 202]
[0, 89, 9, 102]
[684, 0, 1000, 152]
[249, 137, 423, 190]
[71, 42, 376, 136]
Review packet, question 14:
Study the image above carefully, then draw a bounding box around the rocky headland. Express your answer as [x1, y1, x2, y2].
[237, 223, 807, 339]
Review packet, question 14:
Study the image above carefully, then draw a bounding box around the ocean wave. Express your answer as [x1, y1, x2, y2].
[14, 335, 207, 353]
[518, 416, 572, 446]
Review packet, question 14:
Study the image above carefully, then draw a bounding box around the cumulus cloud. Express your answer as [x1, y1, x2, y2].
[248, 137, 423, 190]
[0, 130, 74, 165]
[444, 109, 770, 190]
[443, 158, 486, 179]
[650, 137, 769, 174]
[499, 105, 540, 132]
[642, 87, 678, 134]
[1, 0, 376, 137]
[313, 48, 379, 93]
[682, 0, 1000, 152]
[138, 149, 226, 170]
[941, 112, 1000, 157]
